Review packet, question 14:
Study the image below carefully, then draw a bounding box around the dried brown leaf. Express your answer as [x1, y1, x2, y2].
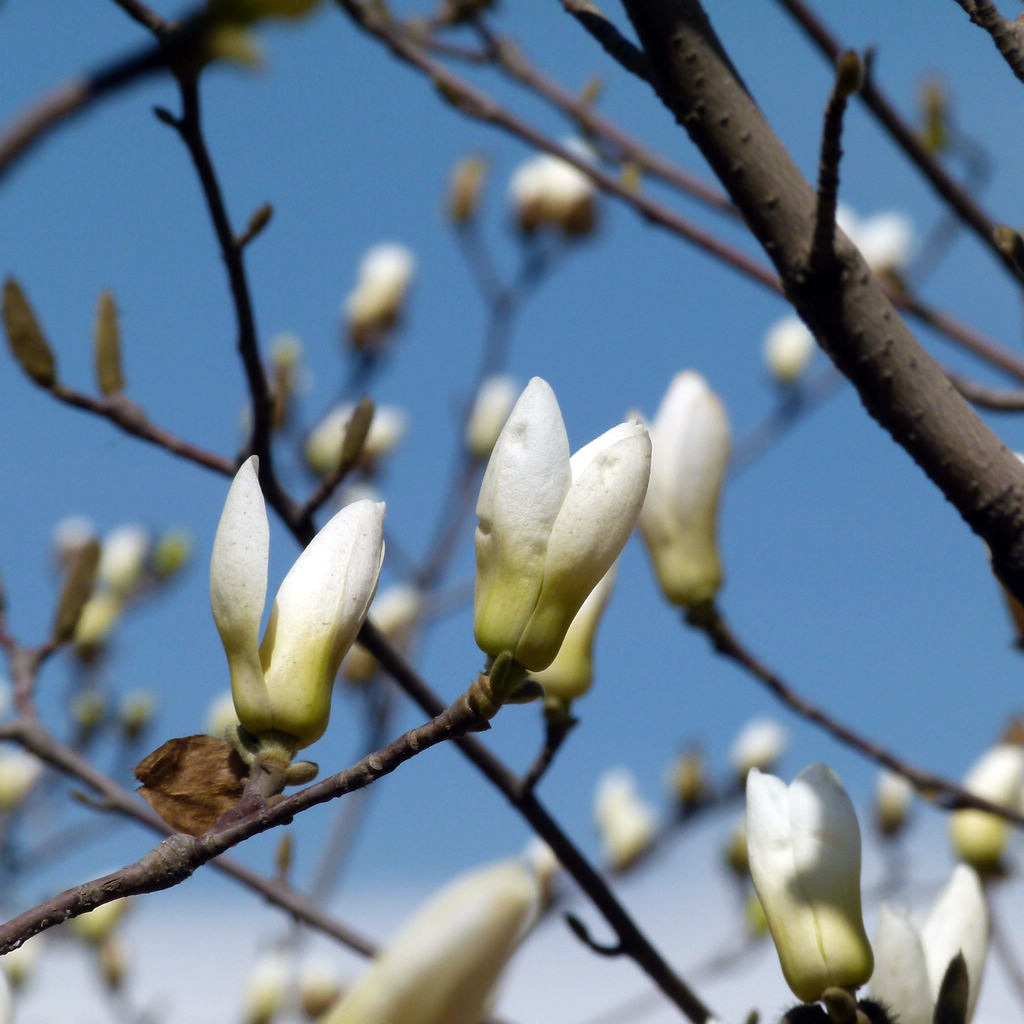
[135, 734, 247, 836]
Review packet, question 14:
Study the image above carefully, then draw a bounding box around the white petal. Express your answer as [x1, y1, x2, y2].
[322, 859, 538, 1024]
[474, 378, 570, 657]
[260, 500, 385, 746]
[209, 456, 270, 733]
[639, 372, 730, 607]
[871, 904, 932, 1024]
[922, 864, 988, 1019]
[514, 421, 649, 669]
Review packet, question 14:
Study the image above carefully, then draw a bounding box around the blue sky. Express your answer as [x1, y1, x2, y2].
[3, 1, 1024, 1020]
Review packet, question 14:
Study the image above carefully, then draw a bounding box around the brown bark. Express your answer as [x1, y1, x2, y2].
[620, 0, 1024, 600]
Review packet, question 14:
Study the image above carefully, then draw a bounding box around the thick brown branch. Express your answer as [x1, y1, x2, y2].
[617, 0, 1024, 603]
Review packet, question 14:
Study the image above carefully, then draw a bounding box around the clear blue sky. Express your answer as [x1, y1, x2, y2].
[3, 1, 1024, 1020]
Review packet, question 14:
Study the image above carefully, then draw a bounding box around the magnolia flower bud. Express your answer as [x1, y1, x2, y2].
[119, 690, 157, 742]
[724, 815, 748, 877]
[665, 747, 707, 809]
[729, 718, 788, 780]
[73, 591, 125, 659]
[320, 857, 540, 1024]
[151, 529, 193, 581]
[0, 750, 42, 812]
[746, 764, 873, 1003]
[447, 155, 487, 226]
[508, 145, 597, 237]
[474, 378, 650, 671]
[871, 864, 988, 1024]
[594, 769, 657, 871]
[949, 743, 1024, 871]
[97, 525, 149, 596]
[637, 371, 730, 608]
[465, 375, 518, 460]
[837, 205, 914, 276]
[2, 933, 43, 989]
[210, 456, 385, 749]
[874, 769, 914, 838]
[343, 243, 416, 351]
[71, 897, 131, 945]
[243, 952, 290, 1024]
[299, 960, 341, 1019]
[530, 563, 616, 704]
[523, 839, 561, 905]
[52, 516, 98, 569]
[305, 404, 406, 476]
[341, 583, 422, 684]
[763, 316, 815, 384]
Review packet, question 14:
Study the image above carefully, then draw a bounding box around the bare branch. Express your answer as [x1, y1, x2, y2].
[686, 604, 1024, 822]
[775, 0, 1024, 285]
[559, 0, 653, 81]
[616, 0, 1024, 602]
[950, 0, 1024, 84]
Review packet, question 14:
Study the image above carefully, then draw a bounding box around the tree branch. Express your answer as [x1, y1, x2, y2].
[615, 0, 1024, 603]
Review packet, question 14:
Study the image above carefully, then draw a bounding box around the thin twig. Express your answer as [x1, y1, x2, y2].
[49, 387, 235, 476]
[109, 0, 169, 36]
[336, 0, 780, 294]
[356, 620, 716, 1024]
[685, 604, 1024, 823]
[948, 373, 1024, 412]
[165, 75, 289, 515]
[774, 0, 1024, 285]
[558, 0, 653, 81]
[809, 51, 861, 276]
[470, 22, 737, 218]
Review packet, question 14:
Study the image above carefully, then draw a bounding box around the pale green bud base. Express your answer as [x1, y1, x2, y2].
[457, 652, 529, 727]
[226, 725, 319, 801]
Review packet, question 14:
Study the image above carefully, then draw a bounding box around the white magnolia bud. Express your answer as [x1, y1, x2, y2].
[508, 145, 597, 237]
[341, 583, 423, 684]
[522, 839, 561, 905]
[637, 371, 730, 608]
[52, 516, 97, 568]
[0, 750, 42, 812]
[474, 378, 650, 671]
[763, 316, 815, 384]
[838, 204, 914, 274]
[594, 769, 657, 871]
[465, 375, 518, 460]
[73, 591, 125, 657]
[71, 897, 131, 945]
[243, 952, 291, 1024]
[746, 764, 873, 1003]
[729, 718, 788, 779]
[305, 404, 407, 477]
[874, 768, 914, 837]
[210, 456, 385, 749]
[2, 933, 43, 989]
[949, 743, 1024, 871]
[97, 524, 150, 596]
[321, 857, 540, 1024]
[871, 864, 988, 1024]
[531, 563, 616, 704]
[299, 960, 341, 1019]
[343, 243, 416, 350]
